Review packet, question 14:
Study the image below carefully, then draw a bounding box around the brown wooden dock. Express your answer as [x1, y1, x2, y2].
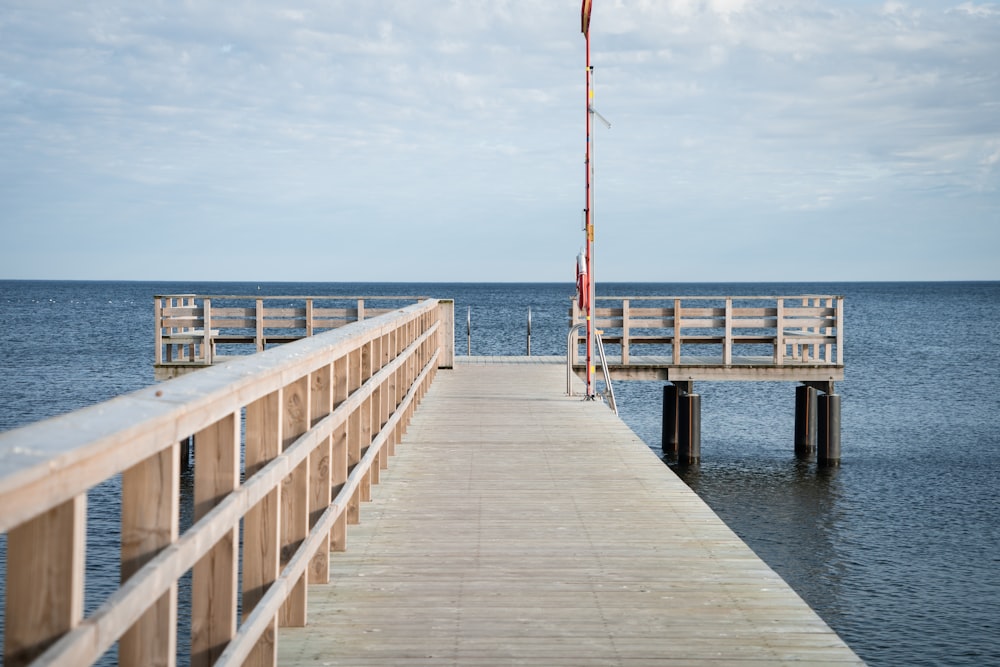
[277, 359, 863, 666]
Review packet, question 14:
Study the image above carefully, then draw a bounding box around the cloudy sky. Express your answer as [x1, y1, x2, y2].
[1, 1, 998, 282]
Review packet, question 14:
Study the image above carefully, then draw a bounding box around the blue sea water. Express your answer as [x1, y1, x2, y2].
[1, 279, 999, 666]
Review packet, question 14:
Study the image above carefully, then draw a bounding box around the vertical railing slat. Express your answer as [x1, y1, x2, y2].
[359, 342, 374, 503]
[346, 348, 363, 525]
[191, 413, 240, 667]
[243, 390, 282, 667]
[255, 298, 265, 352]
[308, 364, 333, 585]
[203, 298, 213, 365]
[672, 299, 682, 365]
[776, 298, 785, 365]
[331, 355, 349, 552]
[279, 375, 310, 628]
[825, 297, 834, 362]
[120, 444, 180, 667]
[380, 333, 391, 467]
[4, 495, 86, 667]
[836, 297, 844, 365]
[723, 298, 733, 366]
[622, 299, 630, 365]
[154, 297, 164, 366]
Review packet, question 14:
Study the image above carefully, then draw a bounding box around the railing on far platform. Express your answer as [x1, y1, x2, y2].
[154, 294, 430, 372]
[570, 295, 844, 368]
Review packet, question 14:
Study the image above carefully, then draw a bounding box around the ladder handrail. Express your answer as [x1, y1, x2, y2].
[566, 324, 617, 415]
[595, 330, 618, 416]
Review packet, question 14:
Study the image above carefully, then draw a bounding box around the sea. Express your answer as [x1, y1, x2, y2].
[1, 279, 998, 666]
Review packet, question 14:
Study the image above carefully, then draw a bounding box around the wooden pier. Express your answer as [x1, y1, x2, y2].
[0, 295, 859, 666]
[278, 359, 863, 665]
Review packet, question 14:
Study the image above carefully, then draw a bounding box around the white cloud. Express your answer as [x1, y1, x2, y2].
[985, 143, 1000, 167]
[952, 2, 1000, 17]
[0, 0, 997, 281]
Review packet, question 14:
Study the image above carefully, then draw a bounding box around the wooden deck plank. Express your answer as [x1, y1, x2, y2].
[277, 362, 862, 666]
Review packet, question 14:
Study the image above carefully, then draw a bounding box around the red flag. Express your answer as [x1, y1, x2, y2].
[582, 0, 592, 35]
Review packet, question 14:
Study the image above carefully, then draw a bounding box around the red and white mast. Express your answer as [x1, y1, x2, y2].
[582, 0, 596, 398]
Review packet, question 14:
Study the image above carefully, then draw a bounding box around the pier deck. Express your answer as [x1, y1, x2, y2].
[278, 360, 862, 666]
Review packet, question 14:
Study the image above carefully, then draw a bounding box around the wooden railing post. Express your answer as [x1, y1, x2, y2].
[4, 496, 86, 667]
[381, 333, 391, 454]
[120, 444, 180, 667]
[279, 375, 310, 628]
[360, 341, 375, 500]
[621, 299, 631, 364]
[308, 363, 333, 584]
[154, 297, 164, 366]
[305, 298, 314, 337]
[243, 390, 282, 667]
[825, 297, 834, 362]
[836, 297, 844, 365]
[203, 298, 213, 364]
[388, 328, 401, 456]
[192, 413, 240, 667]
[438, 299, 455, 368]
[672, 299, 682, 365]
[776, 298, 785, 365]
[255, 298, 265, 352]
[346, 348, 363, 525]
[723, 298, 733, 366]
[331, 355, 349, 551]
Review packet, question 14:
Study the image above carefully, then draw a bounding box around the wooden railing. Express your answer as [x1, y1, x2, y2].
[0, 298, 454, 667]
[154, 295, 429, 367]
[571, 295, 844, 366]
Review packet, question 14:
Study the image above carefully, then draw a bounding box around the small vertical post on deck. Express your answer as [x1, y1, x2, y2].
[817, 393, 842, 466]
[661, 384, 679, 456]
[794, 385, 817, 458]
[526, 307, 532, 357]
[678, 392, 701, 465]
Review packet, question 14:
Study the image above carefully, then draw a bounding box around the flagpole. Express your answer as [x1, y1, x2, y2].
[583, 0, 595, 398]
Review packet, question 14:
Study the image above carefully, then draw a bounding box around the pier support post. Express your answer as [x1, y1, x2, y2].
[818, 393, 841, 466]
[678, 393, 701, 465]
[794, 385, 817, 458]
[661, 384, 679, 456]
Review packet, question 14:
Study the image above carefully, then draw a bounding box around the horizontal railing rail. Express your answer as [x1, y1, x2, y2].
[0, 298, 455, 667]
[570, 295, 844, 366]
[154, 294, 429, 366]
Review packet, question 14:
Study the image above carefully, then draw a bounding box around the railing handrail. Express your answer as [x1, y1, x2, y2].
[153, 294, 430, 300]
[586, 294, 844, 301]
[0, 298, 454, 667]
[594, 331, 618, 415]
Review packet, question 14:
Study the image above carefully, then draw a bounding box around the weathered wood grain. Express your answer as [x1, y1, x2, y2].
[278, 361, 863, 666]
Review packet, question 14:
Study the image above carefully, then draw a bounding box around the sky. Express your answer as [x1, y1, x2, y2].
[1, 1, 998, 282]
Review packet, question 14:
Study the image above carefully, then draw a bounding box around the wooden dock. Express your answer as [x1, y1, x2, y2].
[277, 360, 863, 666]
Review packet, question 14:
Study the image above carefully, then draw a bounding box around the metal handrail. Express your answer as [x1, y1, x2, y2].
[566, 324, 617, 415]
[595, 331, 618, 416]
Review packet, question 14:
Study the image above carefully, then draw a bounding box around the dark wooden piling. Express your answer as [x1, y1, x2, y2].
[818, 393, 842, 465]
[795, 385, 818, 458]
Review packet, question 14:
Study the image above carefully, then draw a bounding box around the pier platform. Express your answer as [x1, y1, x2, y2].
[277, 360, 862, 666]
